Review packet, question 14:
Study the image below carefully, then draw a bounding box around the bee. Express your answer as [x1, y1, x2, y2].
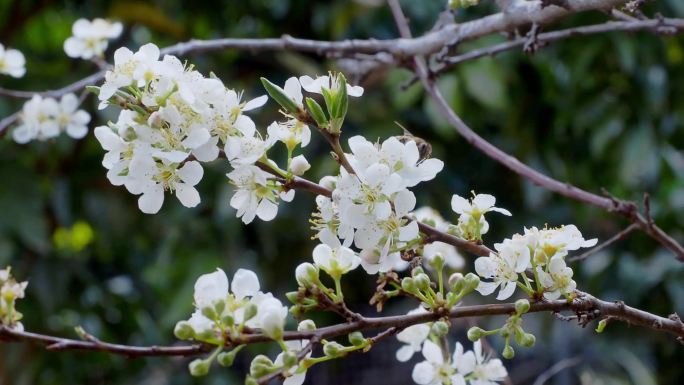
[394, 122, 432, 161]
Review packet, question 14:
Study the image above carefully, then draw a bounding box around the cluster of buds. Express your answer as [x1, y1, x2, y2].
[467, 299, 536, 359]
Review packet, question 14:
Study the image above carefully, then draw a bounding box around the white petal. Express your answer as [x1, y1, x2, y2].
[472, 194, 496, 210]
[451, 194, 470, 214]
[422, 340, 443, 364]
[175, 183, 201, 208]
[177, 161, 204, 186]
[231, 269, 260, 299]
[138, 184, 164, 214]
[396, 345, 415, 362]
[496, 281, 517, 300]
[412, 361, 435, 385]
[256, 199, 278, 221]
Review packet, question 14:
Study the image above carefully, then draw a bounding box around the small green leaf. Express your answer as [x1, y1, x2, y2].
[260, 77, 299, 114]
[305, 97, 328, 127]
[85, 86, 101, 96]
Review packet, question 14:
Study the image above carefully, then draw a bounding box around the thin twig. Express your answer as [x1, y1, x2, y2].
[568, 223, 639, 262]
[532, 356, 583, 385]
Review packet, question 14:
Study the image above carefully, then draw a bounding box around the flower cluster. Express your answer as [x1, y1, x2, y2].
[412, 339, 507, 385]
[12, 93, 91, 144]
[311, 135, 445, 274]
[93, 43, 279, 214]
[475, 225, 597, 300]
[0, 266, 28, 331]
[175, 268, 288, 345]
[64, 18, 123, 59]
[0, 43, 25, 78]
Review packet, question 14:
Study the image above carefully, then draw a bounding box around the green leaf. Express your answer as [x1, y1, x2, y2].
[260, 77, 299, 114]
[306, 97, 328, 127]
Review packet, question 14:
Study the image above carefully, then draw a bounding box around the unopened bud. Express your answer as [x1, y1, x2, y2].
[348, 331, 365, 346]
[401, 277, 417, 293]
[467, 326, 485, 341]
[463, 273, 480, 291]
[448, 273, 464, 292]
[502, 345, 515, 359]
[298, 319, 317, 331]
[174, 321, 193, 340]
[520, 333, 536, 347]
[515, 299, 530, 315]
[189, 358, 210, 377]
[295, 263, 319, 287]
[290, 155, 311, 176]
[201, 305, 217, 320]
[411, 266, 425, 277]
[250, 355, 275, 377]
[218, 350, 237, 367]
[282, 351, 298, 367]
[323, 341, 345, 358]
[414, 273, 430, 291]
[432, 321, 449, 337]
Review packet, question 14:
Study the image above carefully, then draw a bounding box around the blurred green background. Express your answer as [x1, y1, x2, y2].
[1, 0, 684, 384]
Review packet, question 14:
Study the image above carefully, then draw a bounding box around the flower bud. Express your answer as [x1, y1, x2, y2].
[218, 350, 237, 367]
[463, 273, 480, 291]
[189, 358, 210, 377]
[519, 333, 536, 347]
[502, 345, 515, 359]
[298, 319, 317, 331]
[282, 350, 298, 367]
[431, 321, 449, 337]
[250, 355, 275, 377]
[348, 331, 365, 346]
[245, 376, 258, 385]
[221, 313, 235, 327]
[295, 263, 319, 287]
[286, 291, 300, 304]
[411, 266, 425, 277]
[174, 321, 193, 340]
[429, 253, 445, 271]
[243, 303, 258, 322]
[448, 273, 464, 292]
[514, 299, 530, 315]
[290, 155, 311, 176]
[323, 341, 345, 358]
[467, 326, 485, 341]
[414, 273, 430, 291]
[401, 277, 417, 293]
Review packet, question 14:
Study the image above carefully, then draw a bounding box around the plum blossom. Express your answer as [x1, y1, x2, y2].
[474, 240, 530, 300]
[176, 268, 286, 345]
[451, 193, 511, 240]
[0, 266, 29, 331]
[0, 43, 26, 78]
[536, 256, 576, 299]
[64, 18, 123, 59]
[228, 165, 290, 224]
[411, 340, 507, 385]
[312, 243, 360, 279]
[299, 73, 364, 97]
[12, 93, 91, 143]
[395, 307, 430, 362]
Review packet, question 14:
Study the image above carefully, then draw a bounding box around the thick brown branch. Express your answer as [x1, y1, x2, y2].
[0, 0, 631, 134]
[2, 290, 683, 360]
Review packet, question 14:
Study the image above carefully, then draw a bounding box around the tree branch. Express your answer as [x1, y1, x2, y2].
[0, 0, 632, 135]
[568, 223, 639, 262]
[2, 290, 682, 360]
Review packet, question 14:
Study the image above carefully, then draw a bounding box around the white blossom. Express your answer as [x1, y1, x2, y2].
[227, 165, 280, 224]
[290, 155, 311, 176]
[0, 43, 26, 78]
[451, 193, 511, 240]
[312, 243, 360, 279]
[395, 307, 430, 362]
[537, 256, 576, 299]
[299, 74, 364, 97]
[474, 240, 530, 300]
[64, 18, 123, 59]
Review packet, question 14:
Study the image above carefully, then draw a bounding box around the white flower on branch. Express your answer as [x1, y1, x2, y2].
[312, 243, 360, 279]
[228, 165, 286, 224]
[474, 240, 530, 300]
[395, 307, 430, 362]
[451, 193, 511, 241]
[12, 93, 91, 143]
[523, 225, 597, 264]
[0, 43, 26, 78]
[536, 256, 576, 300]
[64, 18, 123, 59]
[299, 74, 364, 97]
[267, 119, 311, 150]
[0, 266, 29, 332]
[346, 136, 444, 188]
